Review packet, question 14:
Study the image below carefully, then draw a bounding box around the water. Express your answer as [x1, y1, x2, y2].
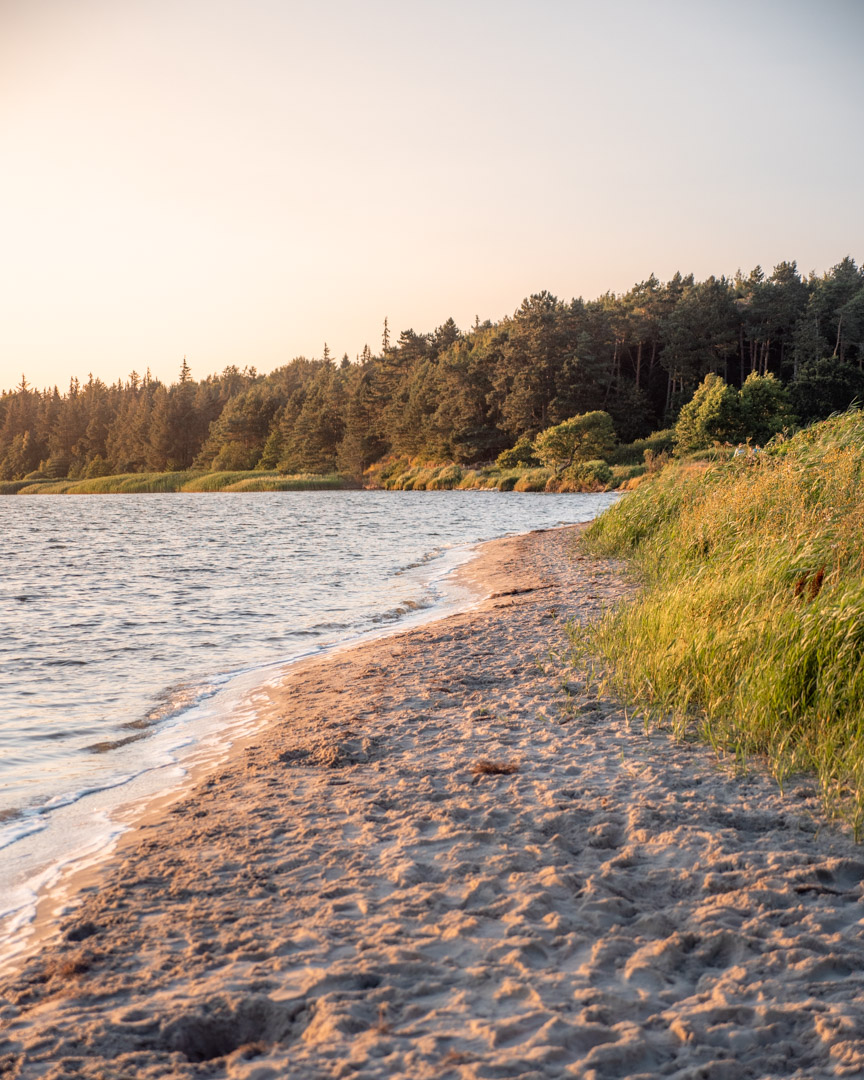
[0, 490, 615, 950]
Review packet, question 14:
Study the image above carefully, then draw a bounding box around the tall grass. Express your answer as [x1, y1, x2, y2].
[223, 473, 357, 491]
[580, 410, 864, 834]
[180, 471, 257, 492]
[15, 472, 200, 493]
[6, 470, 360, 494]
[0, 478, 60, 494]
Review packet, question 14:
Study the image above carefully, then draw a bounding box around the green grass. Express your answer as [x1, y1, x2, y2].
[577, 409, 864, 834]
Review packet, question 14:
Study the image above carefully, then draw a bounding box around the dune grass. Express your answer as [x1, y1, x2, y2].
[578, 410, 864, 834]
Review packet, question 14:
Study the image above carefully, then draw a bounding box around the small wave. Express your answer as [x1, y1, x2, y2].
[144, 677, 229, 725]
[369, 595, 436, 624]
[42, 773, 139, 813]
[394, 546, 445, 576]
[86, 732, 148, 754]
[0, 816, 47, 853]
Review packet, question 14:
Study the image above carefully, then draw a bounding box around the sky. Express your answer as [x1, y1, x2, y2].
[1, 0, 863, 391]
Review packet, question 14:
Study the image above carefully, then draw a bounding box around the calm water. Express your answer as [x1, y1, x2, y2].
[0, 490, 615, 938]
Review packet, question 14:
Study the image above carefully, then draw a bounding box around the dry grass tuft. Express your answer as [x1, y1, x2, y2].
[39, 949, 98, 982]
[470, 759, 519, 776]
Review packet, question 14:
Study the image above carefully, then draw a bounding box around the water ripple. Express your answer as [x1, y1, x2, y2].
[0, 490, 615, 830]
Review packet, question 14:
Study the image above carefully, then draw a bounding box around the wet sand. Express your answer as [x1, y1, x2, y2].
[2, 526, 864, 1079]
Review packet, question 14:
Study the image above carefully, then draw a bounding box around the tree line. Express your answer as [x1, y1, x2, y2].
[2, 257, 863, 482]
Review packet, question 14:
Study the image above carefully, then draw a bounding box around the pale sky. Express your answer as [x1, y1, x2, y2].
[1, 0, 862, 391]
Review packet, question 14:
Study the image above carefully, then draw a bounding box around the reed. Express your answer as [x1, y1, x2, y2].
[223, 473, 357, 491]
[579, 410, 864, 834]
[180, 471, 264, 492]
[6, 470, 358, 494]
[16, 472, 200, 493]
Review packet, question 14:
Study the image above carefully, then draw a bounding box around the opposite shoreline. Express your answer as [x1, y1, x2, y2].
[3, 527, 864, 1079]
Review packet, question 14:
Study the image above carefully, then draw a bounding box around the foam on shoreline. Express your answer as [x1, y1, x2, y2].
[0, 533, 488, 974]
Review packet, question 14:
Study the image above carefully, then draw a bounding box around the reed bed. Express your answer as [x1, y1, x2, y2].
[579, 410, 864, 834]
[6, 470, 359, 494]
[16, 472, 200, 494]
[223, 473, 356, 491]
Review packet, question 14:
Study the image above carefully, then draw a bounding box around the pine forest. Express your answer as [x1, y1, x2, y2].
[2, 258, 864, 486]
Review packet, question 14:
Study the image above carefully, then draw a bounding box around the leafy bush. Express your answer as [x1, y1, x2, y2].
[675, 373, 795, 452]
[535, 412, 616, 472]
[548, 459, 613, 491]
[496, 436, 540, 469]
[674, 374, 740, 452]
[607, 429, 677, 466]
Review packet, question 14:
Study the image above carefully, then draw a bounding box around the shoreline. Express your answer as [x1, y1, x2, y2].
[3, 526, 864, 1078]
[0, 530, 486, 978]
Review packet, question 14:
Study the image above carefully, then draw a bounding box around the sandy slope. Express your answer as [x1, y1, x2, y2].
[2, 526, 864, 1079]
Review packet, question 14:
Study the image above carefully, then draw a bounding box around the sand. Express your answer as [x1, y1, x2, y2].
[2, 525, 864, 1080]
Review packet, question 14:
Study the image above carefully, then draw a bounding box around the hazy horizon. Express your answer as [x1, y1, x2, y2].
[2, 0, 863, 391]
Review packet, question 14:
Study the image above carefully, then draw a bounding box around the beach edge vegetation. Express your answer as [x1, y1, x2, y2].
[575, 409, 864, 835]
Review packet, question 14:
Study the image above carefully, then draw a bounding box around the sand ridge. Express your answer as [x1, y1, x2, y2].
[2, 526, 864, 1079]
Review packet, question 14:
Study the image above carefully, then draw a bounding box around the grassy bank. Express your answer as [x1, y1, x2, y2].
[364, 457, 646, 492]
[578, 410, 864, 834]
[0, 471, 358, 495]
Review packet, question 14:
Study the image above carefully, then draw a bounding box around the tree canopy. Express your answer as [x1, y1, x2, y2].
[2, 256, 862, 481]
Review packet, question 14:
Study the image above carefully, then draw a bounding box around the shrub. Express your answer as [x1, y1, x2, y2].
[496, 436, 539, 469]
[535, 412, 616, 472]
[674, 374, 740, 452]
[607, 429, 677, 466]
[549, 459, 613, 492]
[675, 373, 796, 453]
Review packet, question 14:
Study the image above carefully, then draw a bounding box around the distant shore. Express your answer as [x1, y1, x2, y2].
[0, 459, 639, 496]
[3, 526, 864, 1079]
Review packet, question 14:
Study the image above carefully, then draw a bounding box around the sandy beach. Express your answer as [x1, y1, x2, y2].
[2, 525, 864, 1079]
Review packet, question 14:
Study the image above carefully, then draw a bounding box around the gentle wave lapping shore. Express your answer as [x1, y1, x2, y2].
[2, 527, 864, 1079]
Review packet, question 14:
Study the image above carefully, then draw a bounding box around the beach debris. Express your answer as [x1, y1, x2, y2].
[470, 759, 519, 776]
